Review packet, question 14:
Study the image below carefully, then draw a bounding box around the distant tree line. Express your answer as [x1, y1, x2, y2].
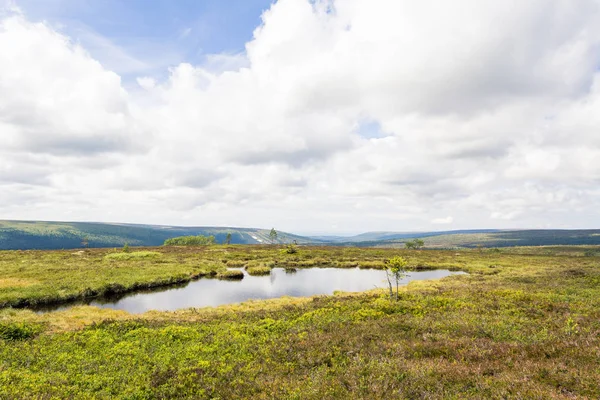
[404, 239, 424, 249]
[163, 235, 216, 246]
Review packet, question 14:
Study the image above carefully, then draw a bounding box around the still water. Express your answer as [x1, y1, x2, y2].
[44, 268, 465, 314]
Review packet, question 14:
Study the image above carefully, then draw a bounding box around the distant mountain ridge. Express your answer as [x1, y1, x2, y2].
[320, 229, 600, 248]
[0, 220, 315, 250]
[311, 229, 500, 243]
[2, 220, 600, 250]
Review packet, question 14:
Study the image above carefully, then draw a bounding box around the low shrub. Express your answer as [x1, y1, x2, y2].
[0, 322, 44, 341]
[282, 244, 299, 254]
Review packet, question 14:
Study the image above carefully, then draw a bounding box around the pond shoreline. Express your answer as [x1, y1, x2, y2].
[31, 267, 467, 314]
[3, 264, 455, 311]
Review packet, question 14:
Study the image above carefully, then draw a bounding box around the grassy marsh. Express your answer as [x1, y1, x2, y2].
[1, 245, 600, 398]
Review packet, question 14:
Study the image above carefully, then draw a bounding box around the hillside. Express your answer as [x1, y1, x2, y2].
[0, 220, 315, 250]
[3, 221, 600, 250]
[336, 229, 600, 248]
[313, 229, 500, 243]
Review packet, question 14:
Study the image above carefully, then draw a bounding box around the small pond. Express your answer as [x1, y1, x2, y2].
[41, 268, 465, 314]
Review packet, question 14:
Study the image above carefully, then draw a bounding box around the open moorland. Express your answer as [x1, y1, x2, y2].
[1, 245, 600, 398]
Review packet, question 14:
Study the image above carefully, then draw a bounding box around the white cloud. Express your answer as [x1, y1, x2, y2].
[432, 216, 454, 225]
[0, 13, 143, 157]
[2, 0, 600, 234]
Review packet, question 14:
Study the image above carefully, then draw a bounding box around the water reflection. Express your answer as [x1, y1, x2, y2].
[42, 268, 465, 314]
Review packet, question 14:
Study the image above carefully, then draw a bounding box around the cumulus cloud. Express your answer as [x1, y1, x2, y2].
[1, 0, 600, 233]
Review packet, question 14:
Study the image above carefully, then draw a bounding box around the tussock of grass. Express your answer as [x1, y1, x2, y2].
[246, 266, 271, 276]
[216, 269, 244, 280]
[225, 259, 247, 267]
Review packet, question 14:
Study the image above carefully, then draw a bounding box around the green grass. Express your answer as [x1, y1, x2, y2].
[104, 251, 162, 261]
[246, 266, 272, 276]
[0, 247, 227, 307]
[216, 269, 245, 280]
[1, 245, 600, 398]
[3, 244, 600, 309]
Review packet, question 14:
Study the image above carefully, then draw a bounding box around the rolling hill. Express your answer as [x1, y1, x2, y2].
[311, 229, 500, 243]
[0, 220, 316, 250]
[327, 229, 600, 248]
[2, 220, 600, 250]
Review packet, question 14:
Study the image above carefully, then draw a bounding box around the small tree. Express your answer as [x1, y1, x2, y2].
[225, 233, 232, 245]
[81, 237, 89, 248]
[385, 256, 408, 301]
[269, 228, 278, 244]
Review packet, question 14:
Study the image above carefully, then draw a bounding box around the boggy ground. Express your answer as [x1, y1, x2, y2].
[0, 245, 600, 398]
[0, 245, 477, 308]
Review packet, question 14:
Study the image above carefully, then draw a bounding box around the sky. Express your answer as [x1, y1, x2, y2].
[1, 0, 600, 235]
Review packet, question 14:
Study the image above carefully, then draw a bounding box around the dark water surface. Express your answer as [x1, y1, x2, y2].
[43, 268, 465, 314]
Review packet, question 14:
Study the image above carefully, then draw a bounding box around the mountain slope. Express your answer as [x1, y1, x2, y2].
[0, 220, 315, 250]
[334, 229, 600, 248]
[312, 229, 500, 243]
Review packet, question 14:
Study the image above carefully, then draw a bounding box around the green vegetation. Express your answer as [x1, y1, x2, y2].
[163, 235, 216, 246]
[216, 269, 244, 280]
[246, 265, 272, 276]
[322, 229, 600, 248]
[1, 245, 600, 397]
[282, 243, 299, 254]
[0, 248, 227, 308]
[385, 256, 408, 300]
[104, 251, 161, 261]
[404, 238, 424, 249]
[269, 228, 278, 244]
